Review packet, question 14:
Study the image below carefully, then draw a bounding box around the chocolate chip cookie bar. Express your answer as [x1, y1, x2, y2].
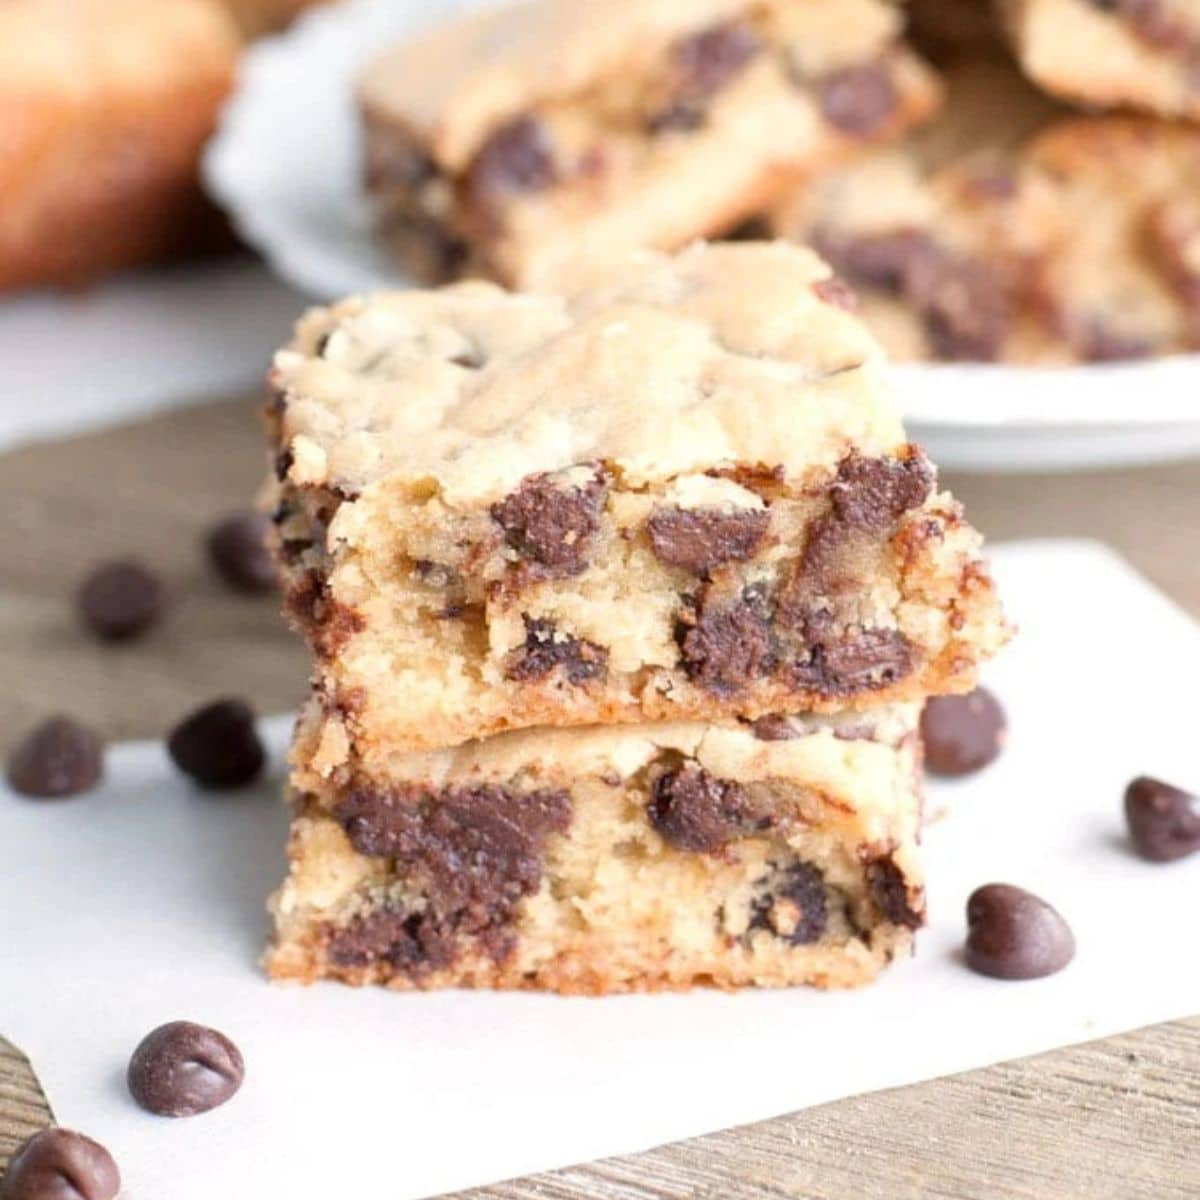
[268, 701, 925, 992]
[770, 57, 1200, 362]
[360, 0, 941, 289]
[999, 0, 1200, 121]
[267, 242, 1008, 758]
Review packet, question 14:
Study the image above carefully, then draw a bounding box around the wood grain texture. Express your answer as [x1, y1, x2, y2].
[2, 396, 1199, 1196]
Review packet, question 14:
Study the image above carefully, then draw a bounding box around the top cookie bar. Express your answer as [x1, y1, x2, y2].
[268, 242, 1008, 758]
[360, 0, 940, 289]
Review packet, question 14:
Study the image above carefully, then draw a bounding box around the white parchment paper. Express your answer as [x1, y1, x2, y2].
[2, 540, 1198, 1199]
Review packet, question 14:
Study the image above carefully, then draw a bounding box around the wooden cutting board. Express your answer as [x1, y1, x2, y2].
[3, 395, 1198, 1198]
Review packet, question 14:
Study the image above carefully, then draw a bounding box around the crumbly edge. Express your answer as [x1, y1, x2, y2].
[264, 437, 1008, 757]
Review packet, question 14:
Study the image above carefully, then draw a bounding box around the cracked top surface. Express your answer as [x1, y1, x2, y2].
[359, 0, 904, 170]
[271, 242, 905, 506]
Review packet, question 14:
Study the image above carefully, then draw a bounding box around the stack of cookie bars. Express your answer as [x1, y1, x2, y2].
[264, 240, 1009, 993]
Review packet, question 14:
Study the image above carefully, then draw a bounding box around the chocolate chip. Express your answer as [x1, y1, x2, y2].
[1124, 776, 1200, 862]
[647, 761, 763, 853]
[1079, 321, 1152, 363]
[812, 276, 858, 310]
[127, 1021, 244, 1117]
[748, 714, 801, 741]
[647, 506, 769, 575]
[0, 1129, 120, 1200]
[866, 854, 924, 929]
[817, 61, 898, 137]
[965, 884, 1075, 980]
[674, 20, 761, 97]
[76, 560, 166, 642]
[207, 511, 275, 594]
[331, 783, 571, 972]
[274, 448, 294, 482]
[813, 229, 940, 294]
[791, 629, 916, 696]
[466, 115, 556, 214]
[920, 688, 1007, 777]
[7, 717, 103, 799]
[505, 616, 608, 685]
[829, 451, 934, 532]
[905, 253, 1011, 362]
[491, 465, 608, 580]
[677, 582, 775, 695]
[748, 862, 827, 943]
[166, 699, 265, 790]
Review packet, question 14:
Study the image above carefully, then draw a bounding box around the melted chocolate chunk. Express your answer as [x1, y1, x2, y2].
[647, 762, 763, 853]
[817, 61, 899, 136]
[829, 452, 934, 533]
[866, 854, 924, 929]
[330, 784, 571, 972]
[505, 616, 608, 684]
[791, 629, 915, 696]
[649, 20, 761, 131]
[723, 216, 773, 242]
[647, 506, 770, 576]
[748, 862, 827, 944]
[466, 115, 556, 215]
[677, 582, 775, 695]
[492, 465, 608, 580]
[748, 714, 802, 741]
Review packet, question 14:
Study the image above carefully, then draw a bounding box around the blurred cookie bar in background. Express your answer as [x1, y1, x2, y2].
[360, 0, 942, 289]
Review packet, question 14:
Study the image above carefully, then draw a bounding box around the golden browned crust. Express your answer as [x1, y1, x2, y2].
[0, 0, 240, 292]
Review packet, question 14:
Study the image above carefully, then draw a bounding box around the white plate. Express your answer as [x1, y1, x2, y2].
[205, 0, 1200, 473]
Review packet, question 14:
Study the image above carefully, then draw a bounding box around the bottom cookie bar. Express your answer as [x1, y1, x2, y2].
[268, 705, 924, 994]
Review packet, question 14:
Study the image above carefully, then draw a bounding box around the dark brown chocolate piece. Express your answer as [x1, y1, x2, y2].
[677, 582, 775, 695]
[650, 19, 761, 130]
[466, 115, 556, 216]
[166, 699, 265, 790]
[76, 560, 167, 642]
[965, 884, 1074, 980]
[127, 1021, 245, 1118]
[792, 629, 916, 695]
[647, 761, 764, 853]
[492, 465, 608, 580]
[7, 717, 103, 799]
[920, 688, 1007, 777]
[1079, 320, 1153, 363]
[207, 511, 275, 594]
[814, 228, 940, 294]
[905, 253, 1011, 363]
[748, 862, 827, 944]
[647, 506, 769, 575]
[1124, 776, 1200, 862]
[829, 452, 935, 533]
[505, 616, 608, 685]
[284, 569, 366, 659]
[0, 1129, 120, 1200]
[330, 783, 571, 972]
[817, 61, 899, 136]
[866, 854, 924, 929]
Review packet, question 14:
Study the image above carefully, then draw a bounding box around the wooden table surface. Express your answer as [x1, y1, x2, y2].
[3, 396, 1199, 1198]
